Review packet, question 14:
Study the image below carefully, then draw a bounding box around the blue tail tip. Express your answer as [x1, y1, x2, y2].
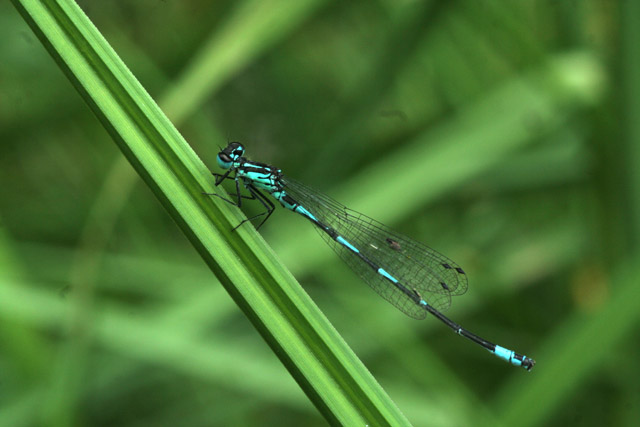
[495, 345, 536, 371]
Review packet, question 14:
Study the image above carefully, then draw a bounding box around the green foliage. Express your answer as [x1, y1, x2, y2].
[2, 0, 638, 426]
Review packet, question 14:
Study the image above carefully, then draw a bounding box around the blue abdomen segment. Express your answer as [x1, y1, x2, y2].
[336, 236, 360, 254]
[494, 346, 535, 371]
[494, 345, 524, 367]
[293, 205, 318, 221]
[377, 267, 399, 284]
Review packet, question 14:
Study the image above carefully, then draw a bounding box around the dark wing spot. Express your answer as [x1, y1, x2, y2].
[385, 238, 402, 251]
[440, 282, 450, 291]
[455, 267, 465, 275]
[442, 263, 452, 269]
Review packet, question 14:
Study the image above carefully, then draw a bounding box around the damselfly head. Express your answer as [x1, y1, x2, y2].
[217, 142, 245, 169]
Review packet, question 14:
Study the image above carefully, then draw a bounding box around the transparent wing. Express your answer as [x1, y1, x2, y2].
[281, 176, 468, 319]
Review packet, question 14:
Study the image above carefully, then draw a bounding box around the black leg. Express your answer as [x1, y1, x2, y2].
[204, 171, 253, 206]
[205, 173, 276, 231]
[213, 170, 233, 186]
[234, 174, 243, 208]
[231, 184, 275, 231]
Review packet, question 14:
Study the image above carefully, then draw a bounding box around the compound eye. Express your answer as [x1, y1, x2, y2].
[219, 153, 232, 163]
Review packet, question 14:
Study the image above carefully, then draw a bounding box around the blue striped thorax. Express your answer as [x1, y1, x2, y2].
[217, 142, 285, 196]
[239, 164, 282, 193]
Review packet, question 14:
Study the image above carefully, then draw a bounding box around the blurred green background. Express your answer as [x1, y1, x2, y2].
[2, 0, 639, 426]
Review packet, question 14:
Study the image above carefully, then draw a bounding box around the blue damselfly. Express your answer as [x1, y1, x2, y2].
[208, 142, 535, 371]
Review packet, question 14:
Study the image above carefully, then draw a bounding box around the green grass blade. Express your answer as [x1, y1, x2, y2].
[10, 0, 410, 424]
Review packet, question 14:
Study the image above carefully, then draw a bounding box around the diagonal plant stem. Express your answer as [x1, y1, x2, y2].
[10, 0, 411, 425]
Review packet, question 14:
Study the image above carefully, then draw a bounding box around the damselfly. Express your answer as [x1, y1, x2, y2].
[208, 142, 535, 371]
